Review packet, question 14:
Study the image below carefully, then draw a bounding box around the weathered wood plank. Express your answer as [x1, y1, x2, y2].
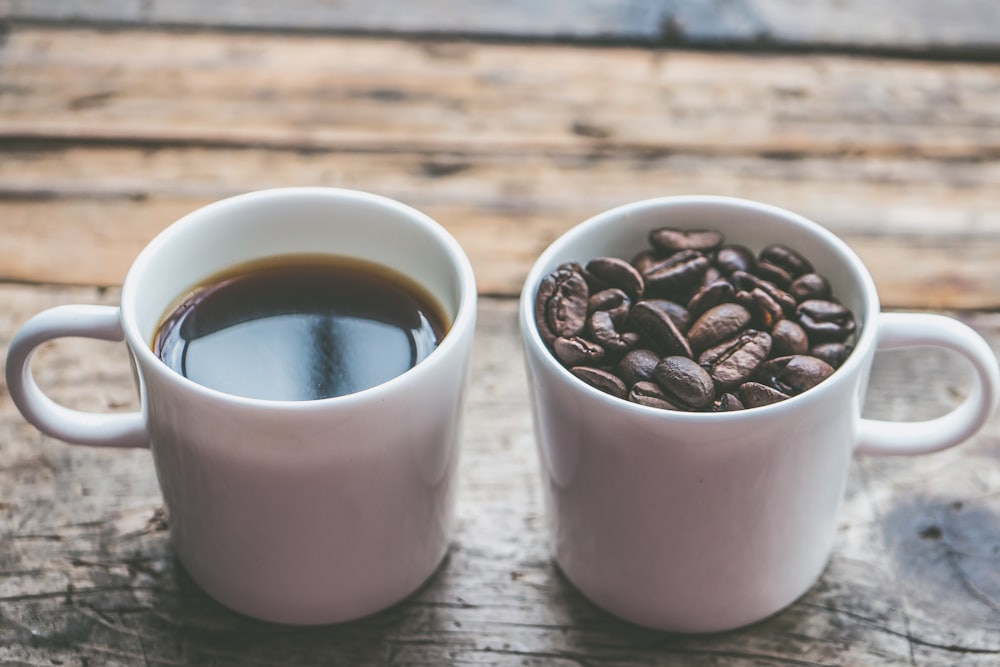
[2, 285, 999, 665]
[2, 0, 999, 54]
[2, 144, 999, 309]
[4, 194, 1000, 310]
[2, 27, 999, 159]
[1, 26, 998, 307]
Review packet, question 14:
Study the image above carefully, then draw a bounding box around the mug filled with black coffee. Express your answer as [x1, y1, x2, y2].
[519, 195, 999, 633]
[6, 187, 478, 625]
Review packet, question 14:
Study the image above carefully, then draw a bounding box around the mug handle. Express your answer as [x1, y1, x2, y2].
[5, 305, 148, 448]
[856, 312, 1000, 456]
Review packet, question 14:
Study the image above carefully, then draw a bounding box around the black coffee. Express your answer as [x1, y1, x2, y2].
[154, 254, 448, 401]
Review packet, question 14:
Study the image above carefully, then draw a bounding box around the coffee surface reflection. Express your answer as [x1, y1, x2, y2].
[154, 254, 447, 400]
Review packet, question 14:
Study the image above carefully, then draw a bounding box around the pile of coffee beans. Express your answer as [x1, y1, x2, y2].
[533, 228, 856, 411]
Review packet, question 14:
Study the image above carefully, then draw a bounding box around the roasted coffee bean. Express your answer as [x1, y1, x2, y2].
[585, 257, 645, 300]
[729, 270, 762, 292]
[630, 248, 663, 275]
[789, 273, 831, 302]
[641, 298, 691, 333]
[535, 263, 588, 344]
[713, 392, 745, 412]
[771, 319, 809, 357]
[643, 250, 711, 299]
[629, 381, 683, 410]
[649, 228, 724, 254]
[687, 279, 736, 319]
[553, 336, 605, 366]
[617, 349, 662, 387]
[756, 280, 798, 316]
[747, 287, 784, 329]
[811, 342, 853, 368]
[687, 303, 752, 353]
[699, 266, 723, 290]
[797, 299, 856, 342]
[630, 300, 693, 358]
[588, 310, 641, 357]
[571, 366, 627, 399]
[757, 355, 835, 395]
[759, 244, 813, 277]
[653, 356, 715, 410]
[699, 330, 773, 390]
[755, 261, 793, 289]
[716, 244, 756, 275]
[588, 288, 631, 327]
[738, 381, 791, 408]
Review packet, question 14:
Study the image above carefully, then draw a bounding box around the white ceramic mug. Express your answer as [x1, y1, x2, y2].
[6, 187, 477, 625]
[519, 195, 999, 633]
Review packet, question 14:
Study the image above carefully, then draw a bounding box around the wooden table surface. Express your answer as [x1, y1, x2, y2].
[2, 4, 1000, 665]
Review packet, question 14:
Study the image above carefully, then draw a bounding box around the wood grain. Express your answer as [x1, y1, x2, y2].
[1, 25, 999, 308]
[2, 12, 1000, 665]
[3, 0, 999, 54]
[2, 285, 1000, 665]
[3, 183, 1000, 310]
[3, 27, 999, 156]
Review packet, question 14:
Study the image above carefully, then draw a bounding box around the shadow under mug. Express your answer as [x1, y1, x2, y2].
[6, 187, 478, 625]
[519, 195, 1000, 633]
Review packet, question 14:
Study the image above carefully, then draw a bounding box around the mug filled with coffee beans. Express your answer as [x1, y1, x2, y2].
[6, 187, 477, 624]
[519, 195, 1000, 632]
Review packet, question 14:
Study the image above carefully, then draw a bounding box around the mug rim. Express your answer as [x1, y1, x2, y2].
[120, 186, 477, 410]
[519, 194, 881, 420]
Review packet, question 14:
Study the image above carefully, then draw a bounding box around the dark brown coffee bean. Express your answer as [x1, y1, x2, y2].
[588, 288, 631, 327]
[757, 355, 835, 395]
[617, 349, 662, 387]
[648, 228, 724, 254]
[712, 393, 745, 412]
[687, 303, 752, 354]
[729, 270, 762, 292]
[797, 299, 856, 343]
[789, 273, 831, 302]
[771, 319, 809, 356]
[643, 250, 711, 299]
[588, 310, 641, 357]
[699, 330, 773, 389]
[759, 244, 813, 277]
[640, 298, 690, 333]
[747, 287, 784, 329]
[716, 244, 756, 275]
[571, 366, 627, 399]
[535, 264, 589, 344]
[699, 266, 723, 290]
[756, 280, 798, 317]
[755, 261, 793, 289]
[810, 342, 853, 368]
[553, 336, 605, 366]
[585, 257, 645, 300]
[687, 279, 736, 320]
[653, 356, 716, 410]
[629, 381, 683, 410]
[630, 300, 694, 358]
[630, 248, 663, 275]
[738, 381, 791, 408]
